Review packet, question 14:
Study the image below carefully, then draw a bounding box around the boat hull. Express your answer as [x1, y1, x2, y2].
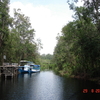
[18, 68, 29, 73]
[28, 69, 40, 73]
[29, 65, 40, 73]
[18, 65, 40, 73]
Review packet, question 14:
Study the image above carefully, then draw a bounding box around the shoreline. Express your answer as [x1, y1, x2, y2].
[58, 70, 100, 85]
[70, 75, 100, 85]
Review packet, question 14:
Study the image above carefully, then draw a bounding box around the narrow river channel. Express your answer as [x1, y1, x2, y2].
[0, 70, 100, 100]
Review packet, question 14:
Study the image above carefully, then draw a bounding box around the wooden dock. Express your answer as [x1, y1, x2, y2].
[0, 63, 19, 78]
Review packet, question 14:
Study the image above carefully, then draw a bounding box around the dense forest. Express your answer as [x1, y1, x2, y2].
[0, 0, 41, 65]
[53, 0, 100, 78]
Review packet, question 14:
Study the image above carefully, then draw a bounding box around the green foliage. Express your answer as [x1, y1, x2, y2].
[41, 54, 53, 60]
[0, 0, 12, 65]
[40, 54, 53, 70]
[8, 8, 40, 64]
[53, 2, 100, 77]
[0, 1, 42, 65]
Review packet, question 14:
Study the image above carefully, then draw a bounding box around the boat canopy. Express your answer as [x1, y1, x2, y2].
[20, 61, 35, 66]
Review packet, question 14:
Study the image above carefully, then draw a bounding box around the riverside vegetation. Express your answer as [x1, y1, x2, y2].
[0, 0, 42, 65]
[52, 0, 100, 84]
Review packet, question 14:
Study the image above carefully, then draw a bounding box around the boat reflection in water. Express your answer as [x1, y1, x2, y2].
[18, 60, 40, 73]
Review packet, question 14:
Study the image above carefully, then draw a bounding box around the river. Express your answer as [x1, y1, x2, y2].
[0, 70, 100, 100]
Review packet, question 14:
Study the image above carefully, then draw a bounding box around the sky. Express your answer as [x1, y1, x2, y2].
[9, 0, 83, 55]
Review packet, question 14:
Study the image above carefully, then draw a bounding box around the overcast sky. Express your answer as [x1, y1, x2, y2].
[9, 0, 83, 55]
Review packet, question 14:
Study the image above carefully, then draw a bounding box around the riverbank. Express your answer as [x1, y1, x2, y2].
[56, 70, 100, 85]
[71, 75, 100, 85]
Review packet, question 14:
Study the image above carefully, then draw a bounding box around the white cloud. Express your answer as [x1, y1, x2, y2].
[75, 0, 84, 7]
[9, 1, 74, 55]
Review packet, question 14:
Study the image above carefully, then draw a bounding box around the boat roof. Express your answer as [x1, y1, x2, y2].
[20, 60, 28, 62]
[20, 60, 35, 64]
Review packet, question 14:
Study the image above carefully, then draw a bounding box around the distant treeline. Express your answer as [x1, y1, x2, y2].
[40, 54, 53, 70]
[41, 54, 53, 60]
[52, 0, 100, 77]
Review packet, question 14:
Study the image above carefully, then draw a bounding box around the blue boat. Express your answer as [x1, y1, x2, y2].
[29, 64, 40, 73]
[18, 60, 40, 73]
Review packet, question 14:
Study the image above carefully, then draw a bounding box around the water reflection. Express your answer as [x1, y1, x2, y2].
[0, 71, 100, 100]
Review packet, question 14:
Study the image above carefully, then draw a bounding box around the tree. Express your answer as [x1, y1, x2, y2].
[53, 5, 100, 77]
[2, 8, 41, 64]
[12, 8, 36, 62]
[0, 0, 11, 65]
[83, 0, 100, 25]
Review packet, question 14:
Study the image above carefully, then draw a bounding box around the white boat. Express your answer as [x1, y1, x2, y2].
[18, 60, 40, 73]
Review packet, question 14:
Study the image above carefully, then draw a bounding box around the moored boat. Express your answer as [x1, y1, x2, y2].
[18, 60, 40, 73]
[29, 64, 40, 73]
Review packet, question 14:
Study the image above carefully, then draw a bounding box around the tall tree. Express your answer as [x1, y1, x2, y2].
[0, 0, 11, 65]
[83, 0, 100, 24]
[12, 8, 35, 62]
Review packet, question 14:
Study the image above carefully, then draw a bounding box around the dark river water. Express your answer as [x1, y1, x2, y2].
[0, 70, 100, 100]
